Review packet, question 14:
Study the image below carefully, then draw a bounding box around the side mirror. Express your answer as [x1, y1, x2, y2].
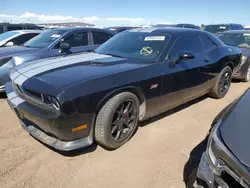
[179, 52, 195, 60]
[59, 42, 71, 53]
[4, 41, 14, 47]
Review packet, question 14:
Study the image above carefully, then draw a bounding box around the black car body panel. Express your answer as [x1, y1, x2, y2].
[197, 89, 250, 187]
[6, 28, 242, 151]
[220, 90, 250, 167]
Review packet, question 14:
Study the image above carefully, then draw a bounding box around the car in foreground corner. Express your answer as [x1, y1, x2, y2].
[195, 88, 250, 188]
[0, 30, 42, 47]
[6, 28, 241, 151]
[0, 27, 114, 92]
[217, 30, 250, 82]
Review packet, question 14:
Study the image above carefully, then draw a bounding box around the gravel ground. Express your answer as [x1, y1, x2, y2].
[0, 81, 249, 188]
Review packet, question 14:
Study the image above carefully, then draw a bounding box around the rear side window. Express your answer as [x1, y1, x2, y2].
[92, 31, 111, 45]
[168, 36, 203, 59]
[200, 35, 216, 52]
[12, 33, 39, 45]
[7, 26, 23, 31]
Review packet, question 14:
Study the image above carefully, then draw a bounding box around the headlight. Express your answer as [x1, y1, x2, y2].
[0, 57, 12, 67]
[41, 94, 60, 111]
[4, 58, 15, 68]
[240, 56, 248, 66]
[206, 120, 225, 167]
[3, 56, 24, 68]
[13, 56, 24, 66]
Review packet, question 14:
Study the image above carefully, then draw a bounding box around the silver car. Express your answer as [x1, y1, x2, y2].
[0, 30, 42, 47]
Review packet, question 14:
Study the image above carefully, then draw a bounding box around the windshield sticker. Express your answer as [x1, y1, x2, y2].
[51, 34, 61, 38]
[140, 46, 153, 56]
[144, 36, 165, 41]
[219, 26, 226, 29]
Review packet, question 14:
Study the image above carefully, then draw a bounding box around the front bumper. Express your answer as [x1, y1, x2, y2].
[7, 83, 95, 151]
[198, 152, 249, 188]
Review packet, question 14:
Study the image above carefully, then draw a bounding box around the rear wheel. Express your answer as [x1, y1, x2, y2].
[95, 92, 139, 149]
[209, 66, 232, 99]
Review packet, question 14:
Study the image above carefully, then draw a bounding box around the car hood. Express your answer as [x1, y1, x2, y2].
[11, 52, 148, 91]
[220, 89, 250, 167]
[0, 46, 39, 57]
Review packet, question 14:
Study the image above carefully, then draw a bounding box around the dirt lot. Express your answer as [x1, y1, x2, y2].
[0, 82, 249, 188]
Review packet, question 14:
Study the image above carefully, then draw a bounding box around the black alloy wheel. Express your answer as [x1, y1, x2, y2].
[219, 70, 231, 95]
[110, 99, 137, 142]
[95, 92, 139, 149]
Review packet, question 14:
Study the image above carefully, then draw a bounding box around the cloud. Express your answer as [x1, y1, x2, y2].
[0, 12, 151, 26]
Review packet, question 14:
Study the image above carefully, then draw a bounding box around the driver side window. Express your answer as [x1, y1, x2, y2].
[56, 31, 88, 48]
[168, 36, 203, 59]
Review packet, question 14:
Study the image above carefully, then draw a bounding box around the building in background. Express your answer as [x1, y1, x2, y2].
[38, 22, 94, 29]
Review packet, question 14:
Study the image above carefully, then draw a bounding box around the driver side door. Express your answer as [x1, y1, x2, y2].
[159, 35, 207, 112]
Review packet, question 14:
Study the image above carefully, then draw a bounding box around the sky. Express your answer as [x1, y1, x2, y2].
[1, 0, 250, 27]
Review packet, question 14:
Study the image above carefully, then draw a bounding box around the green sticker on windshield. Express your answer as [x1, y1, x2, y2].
[140, 46, 153, 56]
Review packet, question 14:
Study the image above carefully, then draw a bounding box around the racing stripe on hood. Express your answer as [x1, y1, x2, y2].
[10, 53, 113, 86]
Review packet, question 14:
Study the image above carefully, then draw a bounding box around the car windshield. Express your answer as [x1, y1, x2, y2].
[23, 30, 66, 48]
[95, 31, 170, 60]
[218, 33, 250, 49]
[0, 31, 19, 41]
[203, 25, 228, 33]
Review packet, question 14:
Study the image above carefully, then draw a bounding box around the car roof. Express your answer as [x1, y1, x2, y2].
[51, 27, 111, 32]
[9, 30, 43, 34]
[128, 27, 205, 36]
[105, 26, 138, 29]
[221, 30, 250, 34]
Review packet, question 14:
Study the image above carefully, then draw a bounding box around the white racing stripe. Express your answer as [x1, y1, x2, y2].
[7, 92, 17, 100]
[12, 53, 112, 86]
[18, 52, 108, 74]
[8, 92, 25, 107]
[10, 96, 25, 107]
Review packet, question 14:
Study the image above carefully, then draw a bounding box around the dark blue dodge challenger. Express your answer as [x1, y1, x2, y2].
[6, 28, 242, 151]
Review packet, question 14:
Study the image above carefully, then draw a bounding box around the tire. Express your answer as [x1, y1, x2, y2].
[242, 65, 250, 82]
[95, 92, 139, 149]
[209, 66, 232, 99]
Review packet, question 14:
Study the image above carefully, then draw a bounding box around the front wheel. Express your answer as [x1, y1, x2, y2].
[95, 92, 139, 149]
[209, 66, 232, 99]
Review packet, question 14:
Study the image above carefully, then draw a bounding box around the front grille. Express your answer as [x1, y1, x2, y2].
[13, 83, 58, 113]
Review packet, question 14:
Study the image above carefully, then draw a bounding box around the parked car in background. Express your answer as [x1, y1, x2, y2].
[0, 27, 114, 92]
[0, 30, 42, 47]
[217, 30, 250, 82]
[245, 28, 250, 30]
[6, 28, 241, 151]
[104, 26, 140, 34]
[153, 23, 200, 29]
[203, 24, 245, 34]
[195, 88, 250, 188]
[0, 23, 42, 34]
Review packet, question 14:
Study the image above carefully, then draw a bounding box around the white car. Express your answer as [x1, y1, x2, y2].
[0, 30, 42, 47]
